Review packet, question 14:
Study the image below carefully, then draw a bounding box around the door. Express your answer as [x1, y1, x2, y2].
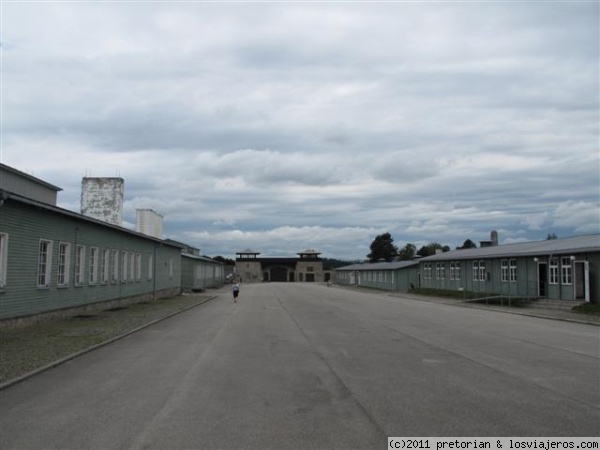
[538, 262, 547, 298]
[574, 261, 589, 302]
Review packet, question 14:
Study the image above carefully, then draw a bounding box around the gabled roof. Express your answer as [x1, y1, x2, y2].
[3, 190, 182, 248]
[421, 235, 600, 262]
[335, 260, 420, 271]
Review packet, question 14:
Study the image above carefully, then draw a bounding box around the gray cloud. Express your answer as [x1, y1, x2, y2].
[2, 2, 598, 260]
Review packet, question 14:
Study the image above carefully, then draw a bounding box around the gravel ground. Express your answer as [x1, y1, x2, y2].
[0, 293, 215, 386]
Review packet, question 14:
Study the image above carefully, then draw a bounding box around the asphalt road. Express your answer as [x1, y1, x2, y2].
[1, 283, 598, 449]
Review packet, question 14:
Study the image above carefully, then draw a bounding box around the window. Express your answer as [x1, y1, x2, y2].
[0, 233, 8, 288]
[306, 266, 314, 272]
[450, 262, 461, 281]
[501, 259, 509, 282]
[561, 257, 573, 285]
[148, 254, 153, 280]
[57, 242, 71, 286]
[424, 263, 432, 280]
[509, 259, 517, 283]
[89, 247, 99, 284]
[436, 263, 445, 280]
[121, 252, 128, 282]
[169, 258, 173, 278]
[75, 245, 85, 286]
[549, 258, 559, 285]
[38, 239, 53, 287]
[111, 250, 119, 283]
[129, 252, 135, 282]
[474, 260, 485, 282]
[136, 253, 142, 281]
[101, 249, 110, 284]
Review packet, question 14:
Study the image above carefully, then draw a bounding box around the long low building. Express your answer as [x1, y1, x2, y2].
[335, 234, 600, 303]
[0, 163, 224, 324]
[419, 234, 599, 302]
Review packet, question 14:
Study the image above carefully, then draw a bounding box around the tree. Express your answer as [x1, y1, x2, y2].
[367, 232, 398, 262]
[212, 256, 235, 265]
[457, 239, 477, 250]
[417, 242, 449, 257]
[546, 233, 558, 240]
[397, 243, 417, 261]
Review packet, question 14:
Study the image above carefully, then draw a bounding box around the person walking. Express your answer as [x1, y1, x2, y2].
[232, 281, 240, 303]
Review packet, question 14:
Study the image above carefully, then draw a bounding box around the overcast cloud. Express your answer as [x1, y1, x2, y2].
[2, 1, 598, 260]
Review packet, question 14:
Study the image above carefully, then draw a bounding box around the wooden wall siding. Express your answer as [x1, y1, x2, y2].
[0, 200, 182, 320]
[419, 254, 599, 302]
[181, 257, 225, 292]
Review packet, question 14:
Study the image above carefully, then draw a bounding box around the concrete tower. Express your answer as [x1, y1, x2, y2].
[136, 209, 164, 239]
[81, 177, 124, 226]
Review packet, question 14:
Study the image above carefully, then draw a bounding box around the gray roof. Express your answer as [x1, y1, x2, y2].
[336, 260, 420, 271]
[4, 190, 182, 248]
[421, 235, 600, 262]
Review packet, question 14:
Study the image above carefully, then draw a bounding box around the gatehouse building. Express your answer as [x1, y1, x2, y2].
[235, 249, 324, 283]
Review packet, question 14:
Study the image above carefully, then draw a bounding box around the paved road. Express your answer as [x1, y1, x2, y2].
[1, 283, 598, 449]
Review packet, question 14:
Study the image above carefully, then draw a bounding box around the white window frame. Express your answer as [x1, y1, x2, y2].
[111, 249, 119, 283]
[436, 263, 445, 280]
[101, 249, 110, 284]
[57, 242, 71, 287]
[501, 259, 509, 283]
[424, 263, 432, 280]
[478, 260, 486, 282]
[509, 259, 517, 283]
[549, 257, 559, 285]
[128, 252, 135, 282]
[89, 246, 99, 285]
[75, 245, 85, 286]
[38, 239, 53, 288]
[121, 251, 128, 282]
[561, 257, 573, 285]
[0, 233, 9, 288]
[136, 253, 142, 281]
[472, 261, 479, 281]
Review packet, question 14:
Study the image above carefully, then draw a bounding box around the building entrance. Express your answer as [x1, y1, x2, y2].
[270, 267, 288, 282]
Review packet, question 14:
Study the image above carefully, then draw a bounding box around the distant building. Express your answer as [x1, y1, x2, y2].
[136, 209, 164, 239]
[235, 249, 324, 283]
[335, 233, 600, 303]
[81, 177, 124, 226]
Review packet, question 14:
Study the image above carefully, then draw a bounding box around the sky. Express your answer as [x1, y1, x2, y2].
[1, 1, 599, 261]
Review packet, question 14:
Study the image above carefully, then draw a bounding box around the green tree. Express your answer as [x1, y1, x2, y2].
[546, 233, 558, 240]
[417, 242, 449, 257]
[397, 243, 417, 261]
[457, 239, 477, 250]
[212, 256, 235, 265]
[367, 232, 398, 262]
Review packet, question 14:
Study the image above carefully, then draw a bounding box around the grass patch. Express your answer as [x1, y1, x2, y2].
[0, 293, 212, 385]
[572, 303, 600, 316]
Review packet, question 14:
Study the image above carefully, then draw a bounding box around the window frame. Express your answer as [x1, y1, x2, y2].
[549, 257, 559, 285]
[75, 245, 85, 286]
[57, 241, 71, 287]
[0, 233, 7, 288]
[89, 246, 99, 285]
[561, 257, 573, 285]
[38, 239, 53, 288]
